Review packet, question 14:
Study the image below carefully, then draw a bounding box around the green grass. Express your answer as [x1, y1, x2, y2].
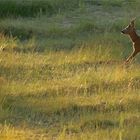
[0, 0, 83, 18]
[0, 0, 140, 140]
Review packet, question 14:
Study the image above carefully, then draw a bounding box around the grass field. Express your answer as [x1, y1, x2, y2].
[0, 0, 140, 140]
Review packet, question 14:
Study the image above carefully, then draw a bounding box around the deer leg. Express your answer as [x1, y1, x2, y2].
[125, 50, 138, 63]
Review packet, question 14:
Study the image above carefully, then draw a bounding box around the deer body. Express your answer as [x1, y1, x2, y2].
[121, 19, 140, 63]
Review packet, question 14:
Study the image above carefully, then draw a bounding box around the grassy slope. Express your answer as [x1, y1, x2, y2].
[0, 0, 140, 140]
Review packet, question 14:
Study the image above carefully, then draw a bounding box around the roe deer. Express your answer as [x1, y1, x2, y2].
[121, 18, 140, 63]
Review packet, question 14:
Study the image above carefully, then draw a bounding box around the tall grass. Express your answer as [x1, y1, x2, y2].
[0, 48, 140, 139]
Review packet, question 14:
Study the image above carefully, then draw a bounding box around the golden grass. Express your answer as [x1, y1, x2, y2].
[0, 47, 140, 139]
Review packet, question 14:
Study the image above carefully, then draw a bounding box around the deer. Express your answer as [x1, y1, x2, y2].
[121, 18, 140, 63]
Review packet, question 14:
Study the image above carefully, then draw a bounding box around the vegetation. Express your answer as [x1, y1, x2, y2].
[0, 0, 140, 140]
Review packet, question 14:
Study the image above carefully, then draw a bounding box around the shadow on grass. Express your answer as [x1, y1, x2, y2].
[1, 93, 139, 132]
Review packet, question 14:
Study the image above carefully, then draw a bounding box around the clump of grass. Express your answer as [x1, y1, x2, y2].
[0, 34, 19, 51]
[0, 123, 46, 140]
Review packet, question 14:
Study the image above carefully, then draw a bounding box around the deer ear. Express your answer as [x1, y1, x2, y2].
[130, 18, 136, 26]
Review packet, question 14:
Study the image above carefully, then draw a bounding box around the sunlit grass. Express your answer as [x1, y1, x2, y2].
[0, 46, 140, 139]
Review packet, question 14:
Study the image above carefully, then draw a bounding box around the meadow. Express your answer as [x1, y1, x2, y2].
[0, 0, 140, 139]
